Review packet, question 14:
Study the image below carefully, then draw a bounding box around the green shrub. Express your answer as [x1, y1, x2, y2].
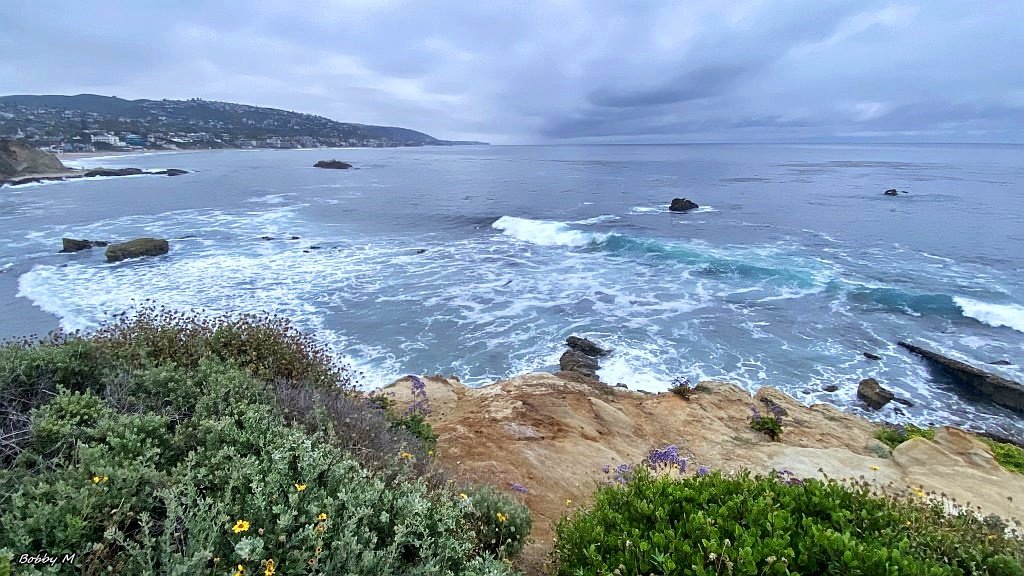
[980, 438, 1024, 475]
[749, 405, 783, 441]
[460, 484, 532, 560]
[90, 305, 354, 389]
[554, 467, 1022, 576]
[0, 319, 517, 575]
[875, 424, 935, 449]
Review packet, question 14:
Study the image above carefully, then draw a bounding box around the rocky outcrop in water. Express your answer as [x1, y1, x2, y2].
[566, 336, 609, 357]
[559, 350, 599, 380]
[105, 238, 169, 262]
[84, 167, 145, 178]
[669, 198, 699, 212]
[857, 378, 894, 410]
[898, 341, 1024, 415]
[60, 238, 108, 253]
[863, 352, 882, 361]
[314, 160, 352, 169]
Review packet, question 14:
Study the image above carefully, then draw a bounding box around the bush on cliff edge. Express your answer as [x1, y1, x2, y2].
[554, 467, 1023, 576]
[0, 310, 524, 576]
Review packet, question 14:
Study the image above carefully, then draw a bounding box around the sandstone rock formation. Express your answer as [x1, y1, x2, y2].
[380, 373, 1024, 574]
[0, 139, 67, 178]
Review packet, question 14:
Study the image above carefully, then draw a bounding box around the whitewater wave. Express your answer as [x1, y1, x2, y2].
[954, 297, 1024, 333]
[491, 216, 610, 247]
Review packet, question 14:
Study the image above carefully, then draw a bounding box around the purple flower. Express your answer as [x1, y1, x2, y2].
[646, 445, 687, 473]
[405, 375, 431, 416]
[613, 463, 634, 484]
[601, 465, 611, 474]
[510, 482, 528, 494]
[696, 465, 710, 477]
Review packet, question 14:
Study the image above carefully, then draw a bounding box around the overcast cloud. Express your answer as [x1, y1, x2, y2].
[1, 0, 1021, 143]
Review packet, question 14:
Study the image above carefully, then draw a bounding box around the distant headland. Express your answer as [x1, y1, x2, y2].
[0, 94, 488, 152]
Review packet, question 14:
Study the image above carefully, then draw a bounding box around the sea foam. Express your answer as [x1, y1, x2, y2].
[491, 216, 609, 247]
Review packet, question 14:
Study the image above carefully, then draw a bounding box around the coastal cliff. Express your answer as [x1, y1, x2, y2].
[383, 373, 1024, 571]
[0, 138, 68, 178]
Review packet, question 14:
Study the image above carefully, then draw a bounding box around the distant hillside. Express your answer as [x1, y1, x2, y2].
[0, 94, 488, 149]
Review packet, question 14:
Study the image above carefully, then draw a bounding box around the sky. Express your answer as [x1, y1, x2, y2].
[1, 1, 1022, 144]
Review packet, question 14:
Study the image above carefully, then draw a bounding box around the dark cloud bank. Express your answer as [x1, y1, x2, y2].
[1, 0, 1021, 143]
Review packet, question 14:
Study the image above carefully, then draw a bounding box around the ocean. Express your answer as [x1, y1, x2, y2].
[1, 144, 1022, 437]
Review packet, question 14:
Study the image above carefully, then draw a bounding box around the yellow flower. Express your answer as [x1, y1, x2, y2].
[428, 450, 435, 456]
[565, 499, 572, 507]
[92, 475, 108, 484]
[317, 512, 328, 521]
[233, 564, 245, 576]
[870, 466, 880, 471]
[232, 520, 251, 534]
[459, 493, 469, 500]
[496, 512, 508, 523]
[263, 559, 276, 576]
[294, 483, 307, 492]
[399, 451, 415, 460]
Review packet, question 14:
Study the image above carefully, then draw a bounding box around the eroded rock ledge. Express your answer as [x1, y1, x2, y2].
[380, 373, 1024, 569]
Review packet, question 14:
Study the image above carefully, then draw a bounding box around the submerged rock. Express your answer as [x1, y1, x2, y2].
[857, 378, 894, 410]
[669, 198, 699, 212]
[822, 384, 840, 393]
[566, 336, 609, 357]
[559, 350, 599, 380]
[159, 168, 188, 176]
[990, 360, 1013, 366]
[314, 160, 352, 169]
[105, 238, 169, 262]
[898, 341, 1024, 415]
[884, 189, 900, 196]
[863, 352, 882, 361]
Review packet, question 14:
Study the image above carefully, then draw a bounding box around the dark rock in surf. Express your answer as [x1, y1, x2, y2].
[857, 378, 894, 410]
[159, 168, 188, 176]
[669, 198, 699, 212]
[105, 238, 169, 263]
[990, 360, 1013, 366]
[60, 238, 101, 253]
[884, 189, 899, 196]
[863, 352, 882, 361]
[822, 384, 840, 393]
[416, 249, 428, 254]
[260, 236, 275, 241]
[898, 341, 1024, 415]
[314, 160, 352, 169]
[566, 336, 610, 357]
[559, 350, 599, 380]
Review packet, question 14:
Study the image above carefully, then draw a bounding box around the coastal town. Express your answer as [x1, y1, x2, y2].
[0, 95, 483, 152]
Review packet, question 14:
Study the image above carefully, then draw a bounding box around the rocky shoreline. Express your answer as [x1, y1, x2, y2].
[0, 167, 188, 187]
[381, 372, 1024, 573]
